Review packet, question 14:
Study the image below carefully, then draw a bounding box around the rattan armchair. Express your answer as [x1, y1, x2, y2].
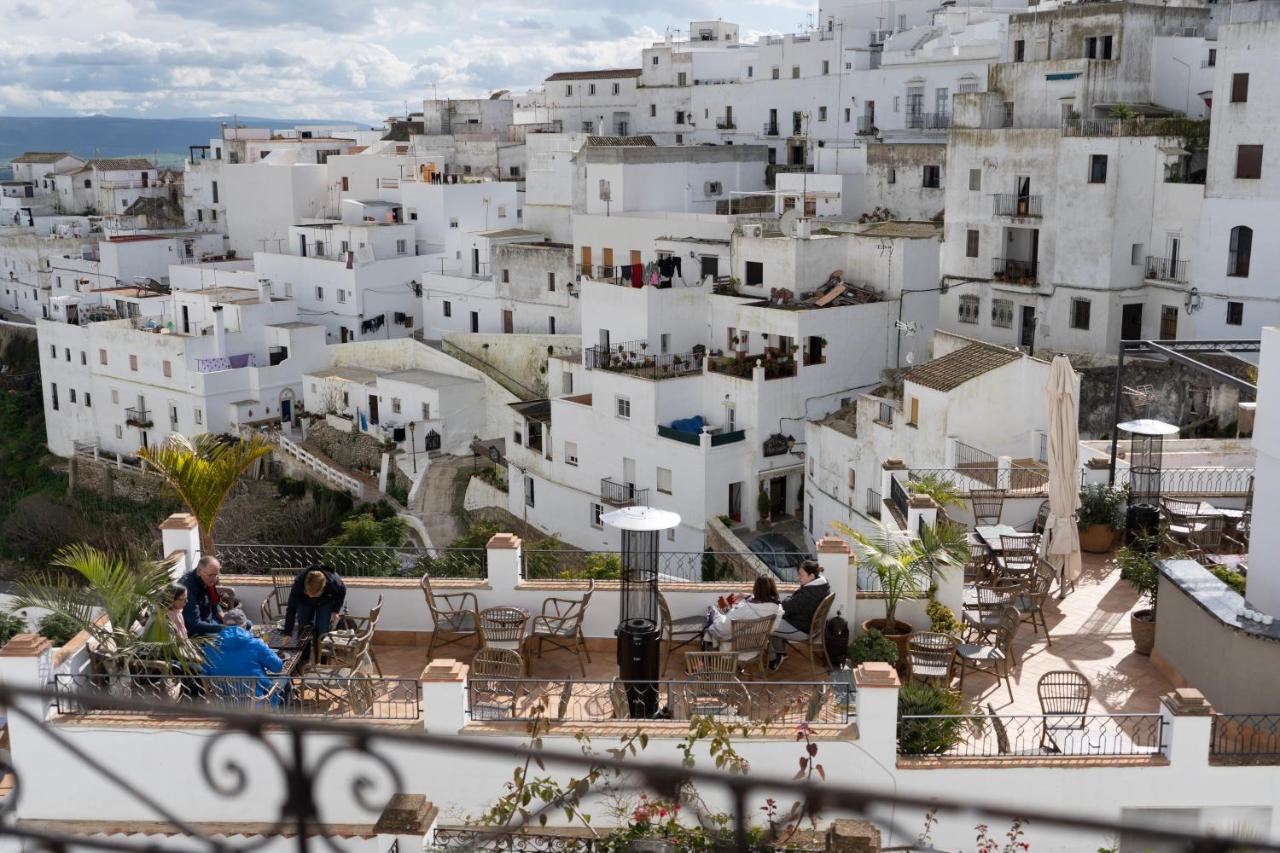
[420, 574, 480, 657]
[322, 595, 384, 675]
[997, 533, 1040, 582]
[258, 571, 294, 626]
[1036, 670, 1091, 751]
[955, 605, 1021, 704]
[469, 647, 526, 719]
[776, 593, 836, 677]
[970, 488, 1007, 527]
[730, 615, 776, 679]
[907, 632, 956, 686]
[679, 651, 749, 719]
[962, 577, 1022, 641]
[659, 592, 707, 675]
[528, 580, 594, 677]
[1011, 561, 1055, 644]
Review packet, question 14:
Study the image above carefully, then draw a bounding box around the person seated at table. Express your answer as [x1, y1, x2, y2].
[707, 575, 784, 646]
[164, 583, 189, 641]
[283, 566, 347, 640]
[179, 555, 229, 637]
[768, 561, 830, 671]
[201, 609, 284, 704]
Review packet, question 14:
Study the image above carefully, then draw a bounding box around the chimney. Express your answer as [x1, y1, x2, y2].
[211, 305, 226, 358]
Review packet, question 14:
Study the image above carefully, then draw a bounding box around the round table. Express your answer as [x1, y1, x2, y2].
[479, 606, 529, 651]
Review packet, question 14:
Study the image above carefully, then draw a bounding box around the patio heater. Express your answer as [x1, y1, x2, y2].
[1118, 418, 1179, 547]
[603, 505, 680, 718]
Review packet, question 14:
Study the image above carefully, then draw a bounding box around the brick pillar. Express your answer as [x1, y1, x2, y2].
[816, 536, 854, 623]
[485, 532, 523, 594]
[420, 659, 468, 732]
[827, 819, 882, 852]
[853, 662, 900, 769]
[159, 513, 201, 578]
[374, 794, 438, 852]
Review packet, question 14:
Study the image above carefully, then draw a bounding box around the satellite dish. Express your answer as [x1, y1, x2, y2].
[778, 208, 800, 235]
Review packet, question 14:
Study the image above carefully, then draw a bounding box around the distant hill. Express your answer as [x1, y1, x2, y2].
[0, 114, 378, 169]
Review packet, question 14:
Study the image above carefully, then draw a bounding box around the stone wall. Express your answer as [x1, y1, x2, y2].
[1076, 354, 1251, 439]
[303, 422, 410, 499]
[68, 456, 163, 504]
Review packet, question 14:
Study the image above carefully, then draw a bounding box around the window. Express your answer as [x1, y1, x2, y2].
[844, 107, 851, 122]
[162, 360, 171, 378]
[965, 229, 980, 258]
[818, 106, 827, 121]
[907, 396, 919, 427]
[1231, 73, 1249, 103]
[549, 316, 556, 334]
[590, 503, 603, 528]
[1131, 243, 1144, 265]
[512, 421, 523, 445]
[992, 299, 1014, 328]
[449, 218, 458, 229]
[922, 165, 941, 188]
[771, 67, 780, 80]
[111, 389, 118, 404]
[396, 239, 407, 254]
[115, 425, 123, 439]
[652, 55, 659, 65]
[649, 104, 656, 117]
[969, 169, 981, 191]
[615, 395, 631, 419]
[1070, 297, 1092, 330]
[48, 344, 55, 359]
[887, 167, 896, 185]
[129, 354, 138, 372]
[747, 65, 753, 78]
[791, 66, 800, 79]
[79, 350, 86, 365]
[1207, 49, 1216, 67]
[821, 59, 831, 75]
[1226, 301, 1244, 326]
[524, 475, 535, 508]
[675, 111, 685, 125]
[500, 269, 509, 284]
[1014, 39, 1025, 62]
[745, 261, 763, 287]
[98, 349, 107, 365]
[547, 272, 556, 292]
[562, 371, 574, 394]
[893, 95, 900, 113]
[1228, 226, 1252, 277]
[443, 300, 452, 317]
[565, 441, 579, 466]
[564, 84, 572, 96]
[588, 83, 596, 95]
[1089, 154, 1108, 183]
[337, 289, 346, 304]
[876, 401, 894, 426]
[84, 392, 91, 408]
[341, 176, 349, 192]
[64, 347, 70, 362]
[677, 72, 687, 86]
[1236, 145, 1263, 179]
[657, 467, 672, 495]
[50, 383, 58, 410]
[391, 397, 401, 414]
[69, 388, 76, 404]
[315, 286, 324, 301]
[958, 295, 979, 324]
[1084, 35, 1113, 60]
[612, 83, 620, 95]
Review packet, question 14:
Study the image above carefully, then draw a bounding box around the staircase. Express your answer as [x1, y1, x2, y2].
[241, 426, 365, 498]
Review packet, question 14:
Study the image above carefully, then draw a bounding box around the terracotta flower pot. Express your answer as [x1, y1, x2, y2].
[863, 618, 913, 668]
[1079, 523, 1117, 554]
[1131, 608, 1156, 656]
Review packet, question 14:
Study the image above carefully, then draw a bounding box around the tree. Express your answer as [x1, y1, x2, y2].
[139, 433, 273, 553]
[834, 521, 968, 629]
[11, 544, 195, 675]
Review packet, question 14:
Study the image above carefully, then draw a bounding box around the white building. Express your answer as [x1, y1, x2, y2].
[3, 152, 84, 217]
[50, 158, 165, 217]
[541, 69, 641, 136]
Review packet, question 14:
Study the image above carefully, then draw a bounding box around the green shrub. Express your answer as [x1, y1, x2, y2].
[1116, 535, 1161, 610]
[1209, 564, 1247, 596]
[323, 512, 410, 576]
[38, 612, 81, 646]
[579, 552, 622, 580]
[308, 482, 355, 518]
[1078, 484, 1127, 530]
[366, 499, 398, 521]
[848, 628, 898, 666]
[716, 514, 734, 528]
[897, 682, 965, 756]
[927, 599, 961, 635]
[700, 548, 733, 583]
[275, 477, 307, 499]
[0, 611, 26, 647]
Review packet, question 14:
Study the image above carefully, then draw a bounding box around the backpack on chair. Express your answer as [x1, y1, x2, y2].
[824, 612, 850, 669]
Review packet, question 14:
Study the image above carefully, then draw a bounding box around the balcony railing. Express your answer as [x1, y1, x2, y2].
[124, 406, 153, 429]
[905, 111, 951, 130]
[217, 543, 487, 578]
[889, 476, 910, 521]
[910, 466, 1050, 494]
[521, 548, 778, 582]
[1144, 256, 1189, 284]
[601, 477, 646, 507]
[993, 194, 1042, 217]
[656, 425, 745, 447]
[1210, 714, 1280, 760]
[992, 257, 1039, 285]
[706, 354, 797, 381]
[856, 116, 878, 135]
[715, 117, 736, 129]
[762, 122, 779, 136]
[898, 713, 1166, 758]
[869, 28, 896, 44]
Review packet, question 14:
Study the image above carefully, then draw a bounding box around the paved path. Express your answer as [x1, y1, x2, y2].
[412, 455, 473, 549]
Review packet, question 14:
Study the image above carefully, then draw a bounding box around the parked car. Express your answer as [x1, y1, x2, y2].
[748, 533, 809, 582]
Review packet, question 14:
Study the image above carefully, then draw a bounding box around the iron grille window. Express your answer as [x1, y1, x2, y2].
[992, 299, 1013, 328]
[958, 295, 979, 324]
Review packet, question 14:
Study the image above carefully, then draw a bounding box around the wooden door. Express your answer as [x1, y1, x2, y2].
[580, 246, 592, 277]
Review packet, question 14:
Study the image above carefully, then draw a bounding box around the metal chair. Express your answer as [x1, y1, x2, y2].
[321, 595, 384, 675]
[528, 580, 594, 677]
[729, 615, 776, 679]
[1011, 561, 1055, 644]
[659, 591, 707, 675]
[907, 632, 956, 686]
[777, 593, 836, 677]
[970, 488, 1007, 527]
[420, 574, 480, 658]
[997, 533, 1040, 582]
[962, 577, 1022, 641]
[1036, 670, 1091, 752]
[955, 605, 1021, 704]
[469, 647, 526, 720]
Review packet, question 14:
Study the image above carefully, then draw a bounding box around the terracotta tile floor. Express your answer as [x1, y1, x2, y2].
[374, 549, 1170, 717]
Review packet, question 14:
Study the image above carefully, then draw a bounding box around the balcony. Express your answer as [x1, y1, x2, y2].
[585, 342, 705, 380]
[993, 194, 1042, 218]
[992, 257, 1039, 285]
[869, 28, 896, 44]
[125, 407, 153, 429]
[1144, 256, 1189, 284]
[856, 116, 877, 135]
[905, 112, 951, 130]
[762, 122, 779, 136]
[656, 425, 746, 447]
[715, 117, 736, 130]
[706, 353, 798, 381]
[600, 477, 647, 507]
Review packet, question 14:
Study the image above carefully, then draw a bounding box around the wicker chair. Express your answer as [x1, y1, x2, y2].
[258, 571, 294, 626]
[997, 533, 1041, 582]
[659, 592, 708, 675]
[420, 574, 480, 657]
[964, 536, 993, 584]
[777, 593, 836, 677]
[955, 605, 1021, 703]
[729, 615, 776, 679]
[528, 581, 594, 677]
[970, 488, 1007, 527]
[1011, 561, 1055, 644]
[1031, 500, 1051, 535]
[962, 577, 1022, 641]
[680, 651, 749, 719]
[1184, 514, 1227, 562]
[469, 648, 526, 720]
[300, 621, 376, 710]
[322, 595, 384, 675]
[907, 632, 956, 686]
[1036, 670, 1091, 751]
[1161, 498, 1204, 546]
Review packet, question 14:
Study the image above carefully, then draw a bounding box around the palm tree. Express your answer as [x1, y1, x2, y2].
[11, 544, 194, 675]
[833, 520, 969, 630]
[139, 433, 273, 554]
[908, 473, 963, 511]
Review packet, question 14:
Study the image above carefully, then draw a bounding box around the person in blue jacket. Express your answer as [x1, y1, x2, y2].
[201, 609, 284, 704]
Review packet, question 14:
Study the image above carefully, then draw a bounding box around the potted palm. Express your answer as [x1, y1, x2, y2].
[1077, 483, 1126, 553]
[908, 474, 962, 523]
[837, 521, 968, 663]
[1116, 535, 1160, 655]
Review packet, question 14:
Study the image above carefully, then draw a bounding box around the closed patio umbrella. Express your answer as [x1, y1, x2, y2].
[1044, 355, 1082, 597]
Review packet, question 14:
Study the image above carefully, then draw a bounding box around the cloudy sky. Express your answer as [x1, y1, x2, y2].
[0, 0, 814, 122]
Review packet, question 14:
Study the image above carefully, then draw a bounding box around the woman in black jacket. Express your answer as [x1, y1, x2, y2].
[283, 566, 347, 640]
[770, 560, 830, 669]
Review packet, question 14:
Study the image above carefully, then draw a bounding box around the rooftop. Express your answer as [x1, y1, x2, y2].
[74, 158, 155, 173]
[313, 366, 384, 385]
[473, 228, 545, 240]
[11, 151, 78, 164]
[855, 221, 944, 240]
[905, 342, 1023, 392]
[583, 135, 656, 147]
[510, 398, 553, 425]
[381, 368, 479, 389]
[545, 68, 642, 81]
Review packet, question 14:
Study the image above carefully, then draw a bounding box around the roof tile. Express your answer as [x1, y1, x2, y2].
[905, 343, 1022, 392]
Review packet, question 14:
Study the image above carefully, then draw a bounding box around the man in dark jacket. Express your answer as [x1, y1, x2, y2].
[283, 566, 347, 640]
[179, 555, 227, 637]
[769, 560, 831, 669]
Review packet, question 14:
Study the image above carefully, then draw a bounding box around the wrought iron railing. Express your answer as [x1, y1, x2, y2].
[466, 678, 853, 725]
[898, 713, 1167, 758]
[993, 194, 1042, 217]
[905, 111, 950, 130]
[909, 466, 1049, 493]
[1210, 714, 1280, 760]
[889, 476, 909, 521]
[519, 550, 799, 583]
[953, 440, 996, 469]
[1144, 255, 1189, 284]
[992, 257, 1038, 284]
[217, 543, 488, 579]
[124, 406, 153, 428]
[585, 344, 705, 380]
[601, 477, 647, 507]
[53, 672, 421, 720]
[1154, 466, 1254, 498]
[762, 122, 779, 136]
[856, 116, 877, 135]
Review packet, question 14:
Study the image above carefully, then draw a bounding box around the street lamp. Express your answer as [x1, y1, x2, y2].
[409, 421, 417, 474]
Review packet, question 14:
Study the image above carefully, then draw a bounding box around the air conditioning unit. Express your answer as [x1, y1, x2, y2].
[744, 224, 763, 238]
[705, 181, 723, 196]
